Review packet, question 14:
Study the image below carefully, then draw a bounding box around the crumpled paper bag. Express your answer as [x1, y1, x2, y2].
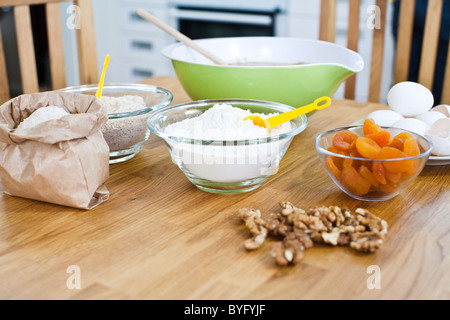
[0, 91, 110, 209]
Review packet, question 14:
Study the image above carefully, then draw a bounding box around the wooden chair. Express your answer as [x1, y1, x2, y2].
[0, 0, 98, 104]
[319, 0, 450, 104]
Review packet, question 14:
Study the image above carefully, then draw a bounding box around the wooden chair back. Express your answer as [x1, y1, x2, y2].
[0, 0, 98, 104]
[320, 0, 450, 104]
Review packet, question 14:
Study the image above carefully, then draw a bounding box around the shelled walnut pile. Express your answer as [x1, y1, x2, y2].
[238, 202, 388, 266]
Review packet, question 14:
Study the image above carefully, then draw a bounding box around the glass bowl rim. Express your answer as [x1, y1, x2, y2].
[147, 98, 309, 145]
[315, 125, 434, 162]
[59, 83, 173, 119]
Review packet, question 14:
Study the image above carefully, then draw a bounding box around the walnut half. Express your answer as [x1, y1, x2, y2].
[238, 208, 268, 251]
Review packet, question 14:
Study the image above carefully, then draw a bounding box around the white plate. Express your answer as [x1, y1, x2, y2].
[427, 155, 450, 166]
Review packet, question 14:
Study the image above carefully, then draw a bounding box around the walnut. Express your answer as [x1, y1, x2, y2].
[285, 231, 314, 249]
[271, 238, 305, 266]
[307, 206, 351, 232]
[238, 203, 388, 266]
[322, 228, 351, 246]
[355, 208, 388, 235]
[295, 214, 328, 232]
[265, 213, 293, 237]
[279, 201, 295, 216]
[350, 231, 385, 253]
[243, 228, 268, 251]
[239, 208, 268, 251]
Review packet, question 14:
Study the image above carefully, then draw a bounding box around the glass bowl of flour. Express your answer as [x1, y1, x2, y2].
[147, 99, 308, 194]
[60, 83, 172, 163]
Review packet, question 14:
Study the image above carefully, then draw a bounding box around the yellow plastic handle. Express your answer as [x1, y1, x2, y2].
[264, 96, 331, 129]
[96, 54, 110, 99]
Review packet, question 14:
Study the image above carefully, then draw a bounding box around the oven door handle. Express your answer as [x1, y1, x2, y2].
[169, 8, 274, 26]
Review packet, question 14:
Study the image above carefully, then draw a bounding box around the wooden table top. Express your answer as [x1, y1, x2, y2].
[0, 76, 449, 300]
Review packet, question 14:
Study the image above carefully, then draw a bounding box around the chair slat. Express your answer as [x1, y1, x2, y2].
[344, 0, 361, 100]
[75, 0, 98, 85]
[46, 2, 66, 90]
[441, 41, 450, 104]
[319, 0, 337, 43]
[14, 5, 39, 94]
[368, 0, 387, 103]
[394, 0, 416, 84]
[418, 0, 443, 91]
[0, 25, 10, 104]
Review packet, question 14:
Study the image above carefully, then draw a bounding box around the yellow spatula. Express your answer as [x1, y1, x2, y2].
[244, 96, 331, 129]
[96, 54, 110, 99]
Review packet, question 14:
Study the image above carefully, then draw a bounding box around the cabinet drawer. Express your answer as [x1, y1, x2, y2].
[120, 58, 172, 83]
[120, 35, 169, 60]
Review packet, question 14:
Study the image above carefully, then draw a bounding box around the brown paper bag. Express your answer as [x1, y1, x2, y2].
[0, 91, 110, 209]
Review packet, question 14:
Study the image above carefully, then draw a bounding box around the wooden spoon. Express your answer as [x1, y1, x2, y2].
[136, 8, 228, 65]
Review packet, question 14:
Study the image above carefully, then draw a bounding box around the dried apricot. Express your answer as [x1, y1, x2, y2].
[332, 130, 359, 151]
[359, 165, 380, 187]
[341, 166, 372, 196]
[341, 149, 361, 169]
[355, 137, 382, 158]
[363, 118, 382, 136]
[390, 132, 414, 150]
[366, 130, 391, 147]
[372, 161, 387, 185]
[384, 170, 402, 183]
[326, 156, 342, 179]
[375, 182, 400, 194]
[342, 157, 354, 168]
[403, 137, 420, 175]
[328, 146, 346, 155]
[378, 147, 413, 173]
[403, 137, 420, 156]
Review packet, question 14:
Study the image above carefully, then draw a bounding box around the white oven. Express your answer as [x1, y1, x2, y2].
[168, 0, 288, 39]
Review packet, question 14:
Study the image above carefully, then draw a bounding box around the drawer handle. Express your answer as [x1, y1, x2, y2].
[132, 69, 154, 78]
[131, 41, 153, 51]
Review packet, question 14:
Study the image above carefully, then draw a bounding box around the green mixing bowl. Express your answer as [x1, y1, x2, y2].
[162, 37, 364, 109]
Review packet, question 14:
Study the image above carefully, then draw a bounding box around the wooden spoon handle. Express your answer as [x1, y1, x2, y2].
[136, 8, 227, 65]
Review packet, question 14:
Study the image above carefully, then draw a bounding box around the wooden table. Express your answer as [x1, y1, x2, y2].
[0, 76, 449, 300]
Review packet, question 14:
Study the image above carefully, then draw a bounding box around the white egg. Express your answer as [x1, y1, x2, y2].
[365, 110, 404, 126]
[425, 118, 450, 156]
[415, 111, 447, 127]
[387, 82, 434, 117]
[426, 134, 450, 156]
[392, 118, 430, 136]
[433, 105, 450, 117]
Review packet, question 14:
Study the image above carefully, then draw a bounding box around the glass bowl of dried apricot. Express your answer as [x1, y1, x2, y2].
[315, 119, 433, 201]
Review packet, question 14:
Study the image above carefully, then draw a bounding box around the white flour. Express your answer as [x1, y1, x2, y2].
[165, 104, 291, 140]
[18, 106, 69, 129]
[164, 104, 294, 183]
